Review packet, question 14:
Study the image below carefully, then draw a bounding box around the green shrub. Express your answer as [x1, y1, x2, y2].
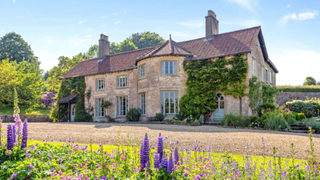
[262, 111, 291, 130]
[258, 103, 276, 117]
[297, 113, 306, 120]
[286, 99, 320, 118]
[220, 113, 244, 127]
[173, 112, 185, 121]
[284, 113, 299, 125]
[304, 118, 320, 132]
[126, 108, 141, 121]
[154, 113, 165, 121]
[247, 115, 262, 128]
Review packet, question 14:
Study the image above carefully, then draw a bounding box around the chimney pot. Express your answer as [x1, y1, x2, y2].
[205, 10, 219, 39]
[99, 34, 110, 58]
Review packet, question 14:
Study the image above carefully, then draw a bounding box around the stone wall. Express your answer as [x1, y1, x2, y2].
[0, 114, 52, 123]
[276, 92, 320, 106]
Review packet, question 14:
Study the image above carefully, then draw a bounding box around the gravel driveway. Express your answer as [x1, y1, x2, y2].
[3, 122, 319, 159]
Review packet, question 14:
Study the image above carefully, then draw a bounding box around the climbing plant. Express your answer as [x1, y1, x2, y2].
[50, 77, 93, 122]
[249, 76, 262, 113]
[179, 55, 248, 119]
[249, 76, 278, 115]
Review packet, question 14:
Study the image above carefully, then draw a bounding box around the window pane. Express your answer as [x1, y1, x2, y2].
[170, 91, 174, 113]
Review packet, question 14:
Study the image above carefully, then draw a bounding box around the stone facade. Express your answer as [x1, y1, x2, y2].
[85, 43, 274, 122]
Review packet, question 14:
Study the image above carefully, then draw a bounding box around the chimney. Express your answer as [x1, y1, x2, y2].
[99, 34, 110, 58]
[205, 10, 219, 39]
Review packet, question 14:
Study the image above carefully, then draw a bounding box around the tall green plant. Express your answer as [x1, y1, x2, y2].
[262, 84, 278, 104]
[262, 111, 290, 130]
[249, 76, 262, 113]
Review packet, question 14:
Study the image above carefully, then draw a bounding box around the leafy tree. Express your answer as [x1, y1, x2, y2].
[0, 32, 38, 63]
[303, 77, 316, 85]
[0, 59, 44, 106]
[77, 44, 99, 60]
[44, 71, 50, 81]
[46, 56, 84, 93]
[110, 40, 138, 55]
[127, 32, 165, 49]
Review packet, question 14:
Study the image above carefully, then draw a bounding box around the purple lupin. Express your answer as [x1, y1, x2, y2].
[157, 133, 163, 163]
[154, 153, 160, 169]
[7, 124, 13, 150]
[140, 143, 144, 172]
[167, 153, 174, 174]
[21, 120, 28, 149]
[174, 147, 179, 165]
[12, 125, 16, 144]
[143, 133, 150, 167]
[161, 153, 168, 169]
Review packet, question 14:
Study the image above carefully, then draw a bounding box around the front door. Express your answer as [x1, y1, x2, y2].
[71, 104, 76, 122]
[213, 92, 225, 120]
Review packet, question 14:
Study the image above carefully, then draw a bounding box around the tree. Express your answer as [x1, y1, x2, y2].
[303, 77, 316, 85]
[40, 92, 56, 108]
[127, 32, 165, 49]
[110, 40, 138, 55]
[77, 44, 99, 60]
[0, 32, 38, 63]
[0, 59, 44, 106]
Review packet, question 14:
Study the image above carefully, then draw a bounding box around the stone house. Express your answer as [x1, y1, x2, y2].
[62, 10, 278, 122]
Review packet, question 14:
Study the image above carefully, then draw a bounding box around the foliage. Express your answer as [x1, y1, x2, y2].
[249, 76, 262, 113]
[126, 108, 141, 121]
[0, 59, 44, 106]
[100, 101, 112, 109]
[258, 103, 276, 117]
[180, 56, 248, 119]
[46, 55, 84, 94]
[154, 113, 165, 121]
[261, 111, 291, 130]
[50, 77, 92, 122]
[110, 40, 138, 55]
[0, 32, 38, 64]
[77, 44, 99, 60]
[127, 32, 165, 49]
[297, 113, 306, 120]
[0, 104, 51, 115]
[286, 99, 320, 118]
[220, 113, 244, 127]
[284, 113, 299, 125]
[304, 117, 320, 132]
[247, 115, 262, 128]
[303, 76, 316, 85]
[39, 93, 56, 108]
[277, 85, 320, 92]
[173, 112, 185, 121]
[262, 83, 278, 104]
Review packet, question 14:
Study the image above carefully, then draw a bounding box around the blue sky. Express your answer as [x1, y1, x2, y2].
[1, 0, 320, 85]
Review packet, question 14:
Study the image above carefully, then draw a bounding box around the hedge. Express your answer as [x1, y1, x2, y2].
[277, 85, 320, 92]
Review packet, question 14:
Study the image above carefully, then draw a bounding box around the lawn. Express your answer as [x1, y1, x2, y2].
[0, 105, 51, 115]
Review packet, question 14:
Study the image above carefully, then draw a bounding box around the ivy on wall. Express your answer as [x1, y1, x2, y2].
[249, 76, 278, 114]
[179, 55, 248, 119]
[50, 77, 93, 122]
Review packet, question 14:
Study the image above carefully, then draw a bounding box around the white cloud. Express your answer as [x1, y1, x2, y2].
[286, 4, 291, 8]
[12, 0, 16, 2]
[222, 19, 262, 28]
[84, 34, 93, 38]
[100, 24, 107, 28]
[34, 50, 58, 72]
[279, 11, 317, 25]
[87, 28, 93, 32]
[112, 13, 118, 16]
[114, 21, 121, 24]
[102, 15, 108, 18]
[227, 0, 258, 12]
[179, 20, 204, 28]
[270, 49, 320, 85]
[47, 40, 52, 45]
[79, 20, 86, 24]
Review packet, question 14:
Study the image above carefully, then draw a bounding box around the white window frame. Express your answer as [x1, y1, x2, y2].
[252, 60, 256, 76]
[116, 96, 128, 116]
[96, 79, 105, 90]
[160, 91, 179, 115]
[95, 98, 106, 117]
[117, 76, 127, 88]
[161, 61, 177, 75]
[270, 71, 273, 84]
[265, 68, 268, 82]
[139, 64, 146, 79]
[139, 93, 146, 115]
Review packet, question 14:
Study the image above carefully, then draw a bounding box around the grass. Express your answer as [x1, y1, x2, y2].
[26, 139, 305, 167]
[0, 104, 51, 115]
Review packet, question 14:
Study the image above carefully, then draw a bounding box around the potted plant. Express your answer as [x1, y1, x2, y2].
[100, 100, 112, 122]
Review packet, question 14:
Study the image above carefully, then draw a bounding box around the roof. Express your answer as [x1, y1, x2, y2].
[58, 94, 78, 104]
[136, 36, 194, 61]
[63, 26, 278, 78]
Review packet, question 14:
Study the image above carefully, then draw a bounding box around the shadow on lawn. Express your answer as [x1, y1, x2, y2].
[56, 122, 320, 139]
